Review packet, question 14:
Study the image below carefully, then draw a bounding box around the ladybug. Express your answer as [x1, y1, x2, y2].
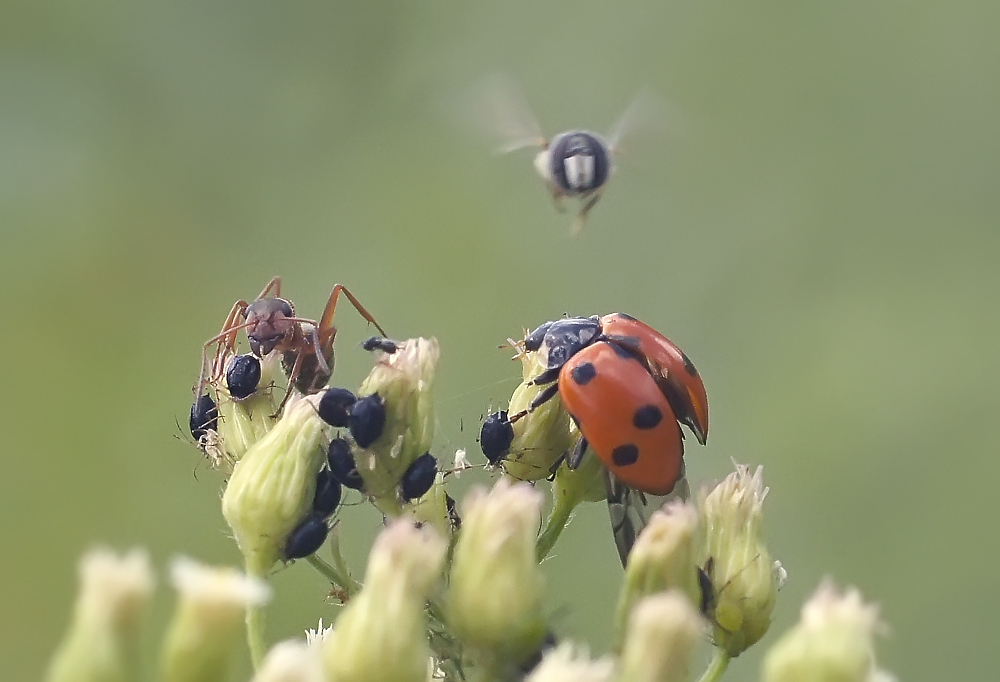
[512, 313, 708, 496]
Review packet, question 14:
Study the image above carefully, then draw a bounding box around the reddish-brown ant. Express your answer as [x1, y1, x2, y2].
[195, 276, 386, 405]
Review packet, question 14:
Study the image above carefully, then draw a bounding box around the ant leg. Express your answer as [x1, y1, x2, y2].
[317, 284, 387, 339]
[308, 323, 330, 378]
[195, 301, 249, 398]
[274, 348, 307, 415]
[256, 276, 282, 300]
[572, 190, 602, 235]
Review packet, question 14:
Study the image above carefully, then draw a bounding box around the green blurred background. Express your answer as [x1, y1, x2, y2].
[2, 1, 997, 680]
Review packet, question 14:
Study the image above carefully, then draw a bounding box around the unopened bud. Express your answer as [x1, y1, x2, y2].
[614, 502, 700, 648]
[697, 462, 783, 656]
[524, 643, 614, 682]
[222, 394, 328, 575]
[551, 428, 607, 505]
[447, 479, 547, 663]
[213, 352, 284, 467]
[251, 640, 326, 682]
[322, 521, 447, 682]
[45, 547, 155, 682]
[161, 556, 271, 682]
[763, 579, 894, 682]
[503, 348, 574, 482]
[618, 592, 702, 682]
[352, 338, 439, 514]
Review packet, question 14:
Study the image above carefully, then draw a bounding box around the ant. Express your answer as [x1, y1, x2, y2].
[195, 276, 386, 406]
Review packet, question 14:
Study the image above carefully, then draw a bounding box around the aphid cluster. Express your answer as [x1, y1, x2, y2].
[189, 278, 448, 562]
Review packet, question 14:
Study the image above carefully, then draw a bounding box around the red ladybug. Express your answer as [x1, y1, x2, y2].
[513, 313, 708, 496]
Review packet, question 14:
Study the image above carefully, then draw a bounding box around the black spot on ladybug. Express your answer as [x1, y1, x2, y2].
[682, 352, 699, 376]
[633, 405, 663, 429]
[570, 362, 597, 385]
[611, 443, 640, 466]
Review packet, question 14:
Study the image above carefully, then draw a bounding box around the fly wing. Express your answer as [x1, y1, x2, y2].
[606, 89, 677, 155]
[455, 73, 547, 154]
[605, 465, 690, 566]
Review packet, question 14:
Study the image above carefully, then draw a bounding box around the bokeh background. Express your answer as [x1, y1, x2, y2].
[2, 1, 998, 680]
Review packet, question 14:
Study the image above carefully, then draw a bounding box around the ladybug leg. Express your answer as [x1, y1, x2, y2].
[548, 452, 566, 481]
[529, 367, 561, 386]
[508, 382, 560, 423]
[566, 436, 588, 470]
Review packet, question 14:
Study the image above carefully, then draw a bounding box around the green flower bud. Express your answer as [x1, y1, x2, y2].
[161, 556, 271, 682]
[404, 470, 452, 536]
[213, 352, 284, 468]
[524, 643, 614, 682]
[613, 502, 700, 650]
[45, 547, 154, 682]
[697, 462, 783, 657]
[251, 640, 326, 682]
[534, 433, 608, 560]
[353, 338, 439, 514]
[551, 426, 607, 505]
[502, 347, 574, 482]
[447, 479, 547, 664]
[618, 592, 702, 682]
[763, 579, 894, 682]
[323, 521, 447, 682]
[222, 393, 329, 576]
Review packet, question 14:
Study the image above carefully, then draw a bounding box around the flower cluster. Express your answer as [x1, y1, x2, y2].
[46, 282, 894, 682]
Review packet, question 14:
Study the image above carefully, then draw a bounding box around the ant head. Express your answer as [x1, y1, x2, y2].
[244, 297, 295, 356]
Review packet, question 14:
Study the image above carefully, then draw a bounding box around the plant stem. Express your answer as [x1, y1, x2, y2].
[245, 602, 266, 670]
[536, 488, 577, 560]
[305, 525, 362, 596]
[306, 554, 361, 597]
[696, 647, 731, 682]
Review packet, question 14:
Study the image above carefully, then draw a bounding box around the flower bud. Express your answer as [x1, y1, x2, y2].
[252, 640, 326, 682]
[618, 592, 702, 682]
[763, 579, 894, 682]
[404, 470, 454, 536]
[213, 352, 284, 468]
[45, 547, 155, 682]
[447, 479, 547, 663]
[697, 462, 782, 656]
[614, 502, 700, 648]
[551, 426, 607, 505]
[160, 556, 271, 682]
[524, 643, 614, 682]
[322, 521, 447, 682]
[352, 338, 439, 514]
[222, 393, 329, 576]
[502, 348, 574, 482]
